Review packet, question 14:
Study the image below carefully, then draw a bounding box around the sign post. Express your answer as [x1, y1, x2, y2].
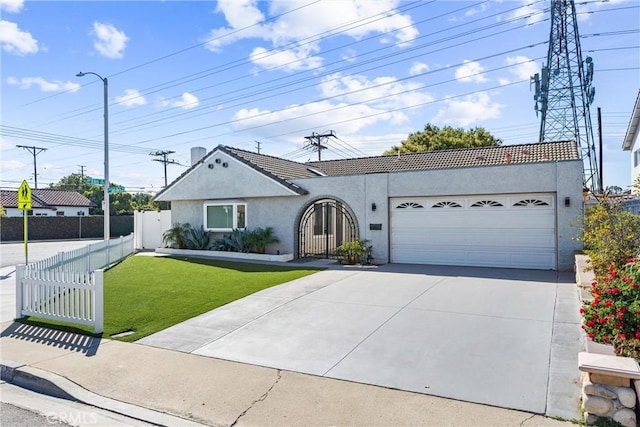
[18, 180, 32, 264]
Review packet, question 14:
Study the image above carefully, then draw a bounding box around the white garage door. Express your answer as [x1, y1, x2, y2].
[390, 193, 556, 270]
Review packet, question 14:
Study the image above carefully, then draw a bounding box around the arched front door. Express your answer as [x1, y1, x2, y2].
[297, 199, 358, 259]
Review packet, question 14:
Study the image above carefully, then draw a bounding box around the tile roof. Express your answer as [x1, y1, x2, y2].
[305, 141, 580, 176]
[156, 141, 580, 200]
[0, 189, 95, 209]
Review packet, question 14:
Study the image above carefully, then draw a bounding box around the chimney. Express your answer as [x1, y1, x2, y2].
[191, 147, 207, 166]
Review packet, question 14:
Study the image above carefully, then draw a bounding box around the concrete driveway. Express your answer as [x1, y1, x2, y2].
[138, 263, 583, 419]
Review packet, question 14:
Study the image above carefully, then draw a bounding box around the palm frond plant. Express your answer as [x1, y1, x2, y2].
[162, 223, 190, 249]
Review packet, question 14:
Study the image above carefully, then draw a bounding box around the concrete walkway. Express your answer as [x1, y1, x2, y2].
[1, 321, 571, 426]
[139, 263, 584, 420]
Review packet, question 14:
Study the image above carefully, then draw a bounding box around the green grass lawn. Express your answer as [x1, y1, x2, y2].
[22, 255, 320, 342]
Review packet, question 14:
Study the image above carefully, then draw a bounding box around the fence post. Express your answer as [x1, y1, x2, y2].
[87, 244, 91, 272]
[94, 269, 104, 334]
[15, 264, 25, 319]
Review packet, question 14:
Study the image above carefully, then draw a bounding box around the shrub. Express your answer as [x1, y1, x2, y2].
[336, 239, 371, 265]
[249, 227, 279, 254]
[162, 223, 190, 249]
[581, 260, 640, 360]
[579, 201, 640, 278]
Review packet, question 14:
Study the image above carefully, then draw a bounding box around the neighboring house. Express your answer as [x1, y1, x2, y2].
[623, 90, 640, 193]
[155, 141, 584, 271]
[1, 189, 95, 217]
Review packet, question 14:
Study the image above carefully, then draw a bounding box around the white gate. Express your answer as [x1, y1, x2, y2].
[134, 210, 172, 250]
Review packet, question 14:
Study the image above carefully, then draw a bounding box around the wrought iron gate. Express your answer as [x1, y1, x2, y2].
[298, 199, 357, 259]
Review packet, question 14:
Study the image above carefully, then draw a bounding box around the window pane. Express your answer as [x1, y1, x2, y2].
[236, 204, 246, 229]
[206, 205, 233, 229]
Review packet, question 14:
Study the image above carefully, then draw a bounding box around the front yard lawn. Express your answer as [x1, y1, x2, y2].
[23, 255, 320, 342]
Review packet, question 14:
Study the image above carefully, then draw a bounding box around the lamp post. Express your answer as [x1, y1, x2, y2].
[76, 71, 110, 241]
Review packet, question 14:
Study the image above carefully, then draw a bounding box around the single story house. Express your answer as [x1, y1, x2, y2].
[155, 140, 584, 271]
[1, 189, 95, 217]
[622, 89, 640, 193]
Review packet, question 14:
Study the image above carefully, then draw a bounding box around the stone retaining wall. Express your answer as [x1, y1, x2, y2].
[581, 373, 637, 427]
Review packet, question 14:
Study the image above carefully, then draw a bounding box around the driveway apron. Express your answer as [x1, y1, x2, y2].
[138, 264, 582, 418]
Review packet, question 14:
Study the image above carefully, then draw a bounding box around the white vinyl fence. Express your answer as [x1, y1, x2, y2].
[15, 234, 135, 333]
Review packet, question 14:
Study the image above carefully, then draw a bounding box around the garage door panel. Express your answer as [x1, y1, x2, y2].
[392, 226, 555, 246]
[390, 194, 556, 270]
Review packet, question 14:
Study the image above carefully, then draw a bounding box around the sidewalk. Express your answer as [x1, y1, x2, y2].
[1, 322, 570, 427]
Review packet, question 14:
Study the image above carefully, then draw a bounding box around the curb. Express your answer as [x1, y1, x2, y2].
[1, 361, 208, 427]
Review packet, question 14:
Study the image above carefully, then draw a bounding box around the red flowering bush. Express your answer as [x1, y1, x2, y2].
[581, 260, 640, 360]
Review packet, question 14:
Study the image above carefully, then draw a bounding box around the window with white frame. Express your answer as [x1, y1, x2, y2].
[634, 149, 640, 167]
[204, 202, 246, 231]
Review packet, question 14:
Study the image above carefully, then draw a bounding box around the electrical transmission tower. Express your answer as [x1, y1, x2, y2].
[150, 150, 180, 187]
[531, 0, 599, 193]
[304, 131, 336, 161]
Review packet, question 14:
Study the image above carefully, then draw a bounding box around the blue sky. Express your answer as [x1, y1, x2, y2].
[1, 0, 638, 194]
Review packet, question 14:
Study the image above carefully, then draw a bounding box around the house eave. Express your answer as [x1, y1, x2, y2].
[623, 90, 640, 151]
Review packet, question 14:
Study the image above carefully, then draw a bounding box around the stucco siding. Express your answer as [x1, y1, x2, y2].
[167, 159, 583, 271]
[632, 132, 640, 192]
[158, 151, 298, 202]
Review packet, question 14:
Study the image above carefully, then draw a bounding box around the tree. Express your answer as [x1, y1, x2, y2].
[49, 173, 159, 215]
[0, 205, 6, 217]
[383, 124, 502, 155]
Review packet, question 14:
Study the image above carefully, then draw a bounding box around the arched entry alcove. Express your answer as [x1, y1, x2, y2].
[297, 198, 358, 259]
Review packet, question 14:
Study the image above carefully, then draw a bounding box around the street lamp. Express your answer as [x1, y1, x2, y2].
[76, 71, 110, 241]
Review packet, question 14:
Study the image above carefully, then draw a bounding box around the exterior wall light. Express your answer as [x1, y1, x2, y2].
[371, 203, 377, 211]
[565, 197, 571, 207]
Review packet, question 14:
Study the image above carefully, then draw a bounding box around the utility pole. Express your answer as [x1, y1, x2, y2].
[78, 165, 86, 190]
[16, 145, 47, 189]
[304, 131, 336, 161]
[255, 140, 262, 154]
[150, 150, 179, 187]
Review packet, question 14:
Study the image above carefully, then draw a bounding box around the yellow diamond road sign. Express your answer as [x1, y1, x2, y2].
[18, 180, 32, 210]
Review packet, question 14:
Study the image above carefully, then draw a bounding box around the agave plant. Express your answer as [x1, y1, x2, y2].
[184, 225, 211, 250]
[214, 229, 253, 253]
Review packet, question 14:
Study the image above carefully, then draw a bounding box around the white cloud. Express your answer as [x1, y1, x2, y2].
[432, 92, 503, 127]
[465, 3, 488, 17]
[115, 89, 147, 107]
[498, 77, 510, 86]
[455, 60, 488, 83]
[92, 22, 128, 59]
[341, 49, 358, 63]
[0, 159, 26, 172]
[231, 100, 408, 141]
[0, 0, 24, 13]
[7, 76, 79, 92]
[202, 0, 418, 70]
[159, 92, 199, 110]
[505, 55, 539, 81]
[409, 62, 429, 76]
[502, 0, 545, 26]
[0, 20, 38, 55]
[319, 73, 433, 110]
[250, 46, 323, 72]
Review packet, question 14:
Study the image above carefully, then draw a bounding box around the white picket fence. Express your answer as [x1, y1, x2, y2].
[15, 234, 135, 333]
[16, 266, 104, 332]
